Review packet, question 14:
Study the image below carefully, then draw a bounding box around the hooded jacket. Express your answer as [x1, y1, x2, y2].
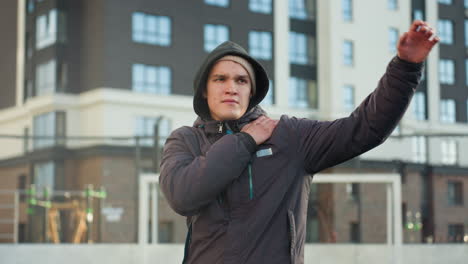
[160, 41, 423, 264]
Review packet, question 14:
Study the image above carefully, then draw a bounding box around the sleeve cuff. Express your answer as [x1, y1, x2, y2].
[237, 132, 258, 153]
[392, 56, 424, 72]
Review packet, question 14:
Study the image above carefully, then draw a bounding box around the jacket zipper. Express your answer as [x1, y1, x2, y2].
[218, 122, 223, 133]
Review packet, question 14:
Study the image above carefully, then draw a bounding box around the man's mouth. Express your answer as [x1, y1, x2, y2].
[222, 99, 238, 104]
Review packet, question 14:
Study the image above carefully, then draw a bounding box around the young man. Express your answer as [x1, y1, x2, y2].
[160, 21, 439, 264]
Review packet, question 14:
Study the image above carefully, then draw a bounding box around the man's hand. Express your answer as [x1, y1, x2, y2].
[397, 20, 439, 63]
[241, 115, 278, 145]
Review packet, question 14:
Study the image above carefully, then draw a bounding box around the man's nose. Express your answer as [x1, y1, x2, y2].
[225, 80, 238, 94]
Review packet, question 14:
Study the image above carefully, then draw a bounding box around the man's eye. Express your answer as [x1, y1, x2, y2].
[238, 79, 247, 84]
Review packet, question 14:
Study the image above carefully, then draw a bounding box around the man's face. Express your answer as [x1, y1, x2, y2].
[206, 60, 252, 121]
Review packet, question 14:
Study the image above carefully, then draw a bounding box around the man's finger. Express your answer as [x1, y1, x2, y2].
[258, 116, 269, 125]
[425, 29, 436, 39]
[267, 119, 277, 127]
[411, 20, 425, 32]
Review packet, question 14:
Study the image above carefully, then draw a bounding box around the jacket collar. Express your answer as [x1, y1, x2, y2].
[193, 105, 266, 134]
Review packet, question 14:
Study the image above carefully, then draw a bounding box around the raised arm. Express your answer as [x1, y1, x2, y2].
[296, 20, 439, 174]
[159, 127, 257, 216]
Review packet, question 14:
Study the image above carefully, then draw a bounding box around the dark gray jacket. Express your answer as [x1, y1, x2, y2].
[160, 41, 423, 264]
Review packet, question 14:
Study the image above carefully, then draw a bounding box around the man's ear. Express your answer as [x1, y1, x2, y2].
[202, 89, 207, 98]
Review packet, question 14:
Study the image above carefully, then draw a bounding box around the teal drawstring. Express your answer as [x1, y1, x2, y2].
[226, 129, 233, 134]
[248, 162, 253, 200]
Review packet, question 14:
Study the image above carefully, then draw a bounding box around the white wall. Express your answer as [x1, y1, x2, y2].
[318, 0, 411, 120]
[0, 244, 466, 264]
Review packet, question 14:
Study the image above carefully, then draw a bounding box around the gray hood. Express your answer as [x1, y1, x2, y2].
[193, 41, 270, 120]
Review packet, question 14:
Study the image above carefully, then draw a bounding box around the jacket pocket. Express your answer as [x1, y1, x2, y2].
[287, 210, 296, 264]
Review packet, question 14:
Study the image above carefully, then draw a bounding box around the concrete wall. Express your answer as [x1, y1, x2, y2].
[0, 244, 467, 264]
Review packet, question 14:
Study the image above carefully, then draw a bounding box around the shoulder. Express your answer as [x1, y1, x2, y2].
[169, 126, 199, 139]
[163, 126, 204, 156]
[277, 115, 319, 129]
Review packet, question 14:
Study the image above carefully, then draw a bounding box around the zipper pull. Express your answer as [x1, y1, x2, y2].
[218, 122, 223, 134]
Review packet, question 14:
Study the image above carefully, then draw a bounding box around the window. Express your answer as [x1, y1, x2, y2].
[135, 117, 171, 147]
[34, 161, 55, 191]
[132, 12, 171, 46]
[343, 85, 355, 112]
[18, 174, 27, 190]
[57, 63, 68, 92]
[249, 0, 272, 14]
[413, 10, 424, 21]
[466, 59, 468, 86]
[388, 0, 398, 10]
[204, 24, 229, 52]
[401, 203, 407, 227]
[389, 28, 399, 53]
[289, 32, 315, 65]
[132, 64, 171, 95]
[465, 20, 468, 47]
[437, 20, 453, 45]
[289, 0, 315, 20]
[249, 31, 272, 60]
[448, 224, 464, 243]
[438, 0, 452, 4]
[439, 59, 455, 85]
[441, 139, 457, 165]
[27, 0, 34, 13]
[33, 112, 54, 149]
[261, 80, 274, 106]
[448, 181, 463, 206]
[35, 60, 56, 96]
[342, 0, 353, 22]
[289, 77, 317, 109]
[413, 92, 426, 120]
[343, 40, 354, 66]
[346, 183, 359, 201]
[350, 222, 360, 243]
[26, 33, 33, 59]
[36, 10, 56, 50]
[205, 0, 229, 7]
[412, 136, 427, 163]
[440, 99, 456, 123]
[54, 112, 66, 146]
[466, 0, 468, 8]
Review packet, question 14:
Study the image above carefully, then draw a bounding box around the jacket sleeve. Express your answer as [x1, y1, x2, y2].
[159, 128, 257, 216]
[295, 56, 423, 174]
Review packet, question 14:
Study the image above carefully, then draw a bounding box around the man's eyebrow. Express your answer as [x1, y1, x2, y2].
[236, 74, 249, 78]
[211, 73, 227, 78]
[210, 73, 249, 78]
